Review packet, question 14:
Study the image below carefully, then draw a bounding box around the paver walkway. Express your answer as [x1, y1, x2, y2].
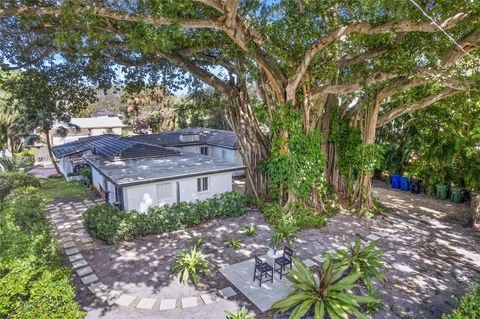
[45, 199, 245, 317]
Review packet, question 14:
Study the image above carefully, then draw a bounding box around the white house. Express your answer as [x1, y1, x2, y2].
[51, 129, 245, 212]
[52, 116, 126, 145]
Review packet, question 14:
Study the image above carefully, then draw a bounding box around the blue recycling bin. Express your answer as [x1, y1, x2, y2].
[400, 176, 410, 191]
[391, 175, 400, 189]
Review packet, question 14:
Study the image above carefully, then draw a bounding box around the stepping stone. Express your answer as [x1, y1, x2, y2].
[63, 241, 76, 249]
[104, 290, 122, 304]
[181, 297, 197, 308]
[367, 234, 381, 241]
[88, 282, 108, 294]
[115, 294, 136, 307]
[137, 298, 156, 309]
[81, 237, 93, 244]
[200, 293, 217, 305]
[65, 247, 80, 256]
[312, 254, 325, 263]
[72, 259, 88, 269]
[303, 259, 318, 267]
[80, 274, 98, 285]
[73, 224, 84, 230]
[60, 235, 74, 242]
[159, 299, 177, 310]
[218, 287, 237, 299]
[76, 266, 93, 277]
[68, 253, 83, 262]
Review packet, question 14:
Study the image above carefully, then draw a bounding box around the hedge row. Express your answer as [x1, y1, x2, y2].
[0, 185, 84, 318]
[84, 191, 246, 244]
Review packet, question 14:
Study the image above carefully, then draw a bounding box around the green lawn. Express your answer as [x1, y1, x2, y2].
[40, 177, 91, 203]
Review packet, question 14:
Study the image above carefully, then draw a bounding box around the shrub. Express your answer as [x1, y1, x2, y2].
[225, 307, 254, 319]
[83, 204, 139, 244]
[84, 191, 246, 244]
[171, 246, 210, 286]
[272, 259, 377, 319]
[0, 187, 84, 318]
[224, 238, 242, 250]
[442, 285, 480, 319]
[0, 172, 40, 200]
[14, 150, 35, 168]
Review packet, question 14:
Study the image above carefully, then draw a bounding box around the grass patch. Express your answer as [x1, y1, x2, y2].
[40, 177, 90, 203]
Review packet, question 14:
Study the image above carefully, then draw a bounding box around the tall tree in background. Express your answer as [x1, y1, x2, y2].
[1, 65, 96, 173]
[1, 1, 479, 211]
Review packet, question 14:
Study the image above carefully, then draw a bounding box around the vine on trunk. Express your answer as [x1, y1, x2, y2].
[265, 104, 328, 209]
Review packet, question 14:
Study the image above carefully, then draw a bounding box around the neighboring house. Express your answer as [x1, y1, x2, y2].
[32, 116, 126, 165]
[51, 116, 126, 145]
[51, 132, 245, 213]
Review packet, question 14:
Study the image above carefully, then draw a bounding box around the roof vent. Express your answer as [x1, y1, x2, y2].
[179, 134, 199, 142]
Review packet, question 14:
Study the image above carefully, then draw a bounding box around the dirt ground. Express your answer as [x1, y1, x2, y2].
[73, 181, 480, 319]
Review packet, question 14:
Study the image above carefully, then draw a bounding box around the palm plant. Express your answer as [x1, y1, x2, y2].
[225, 307, 254, 319]
[171, 246, 210, 287]
[272, 258, 377, 319]
[324, 235, 387, 292]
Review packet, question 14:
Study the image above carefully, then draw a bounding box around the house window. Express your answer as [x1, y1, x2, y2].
[221, 149, 227, 160]
[200, 146, 209, 155]
[197, 177, 209, 192]
[156, 183, 173, 204]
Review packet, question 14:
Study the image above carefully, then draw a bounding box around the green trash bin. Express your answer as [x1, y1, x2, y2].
[436, 184, 449, 200]
[450, 186, 465, 203]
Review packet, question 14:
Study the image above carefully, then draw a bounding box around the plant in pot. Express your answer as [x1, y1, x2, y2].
[272, 218, 298, 253]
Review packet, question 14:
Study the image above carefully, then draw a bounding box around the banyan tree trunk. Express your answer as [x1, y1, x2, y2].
[353, 100, 381, 212]
[226, 86, 270, 198]
[471, 193, 480, 230]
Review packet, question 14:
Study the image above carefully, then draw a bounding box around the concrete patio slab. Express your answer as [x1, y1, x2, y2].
[220, 257, 292, 312]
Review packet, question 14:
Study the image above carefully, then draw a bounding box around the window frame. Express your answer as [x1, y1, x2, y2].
[200, 146, 209, 156]
[156, 182, 173, 205]
[196, 176, 209, 192]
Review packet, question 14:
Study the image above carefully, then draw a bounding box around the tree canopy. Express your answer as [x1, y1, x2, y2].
[1, 0, 479, 210]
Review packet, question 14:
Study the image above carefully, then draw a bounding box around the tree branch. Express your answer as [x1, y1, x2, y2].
[376, 88, 463, 127]
[287, 12, 471, 97]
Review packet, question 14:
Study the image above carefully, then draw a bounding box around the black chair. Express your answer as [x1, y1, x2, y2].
[253, 256, 273, 287]
[274, 246, 293, 279]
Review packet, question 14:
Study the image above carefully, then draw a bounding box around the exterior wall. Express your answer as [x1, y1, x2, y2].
[106, 180, 117, 204]
[91, 166, 105, 192]
[123, 172, 233, 213]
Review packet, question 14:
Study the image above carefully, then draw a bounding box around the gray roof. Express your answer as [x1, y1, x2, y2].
[52, 135, 179, 159]
[130, 128, 238, 149]
[84, 152, 245, 186]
